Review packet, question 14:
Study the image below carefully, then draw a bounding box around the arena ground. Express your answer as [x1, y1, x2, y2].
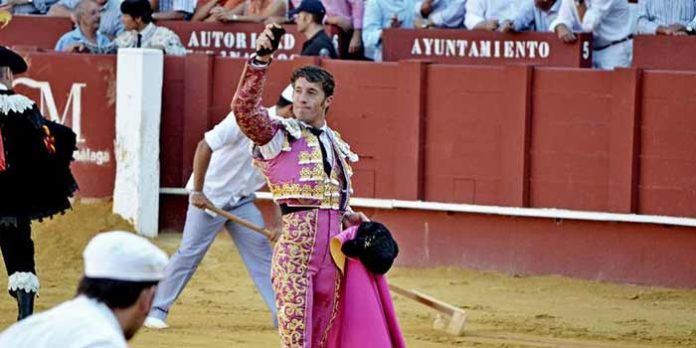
[0, 201, 695, 347]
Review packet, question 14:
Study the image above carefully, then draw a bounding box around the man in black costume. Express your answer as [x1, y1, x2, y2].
[0, 46, 78, 321]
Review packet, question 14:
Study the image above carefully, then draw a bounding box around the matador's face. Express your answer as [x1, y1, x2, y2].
[292, 77, 333, 127]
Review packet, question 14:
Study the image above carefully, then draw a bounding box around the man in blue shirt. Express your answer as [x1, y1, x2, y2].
[414, 0, 466, 29]
[49, 0, 124, 40]
[637, 0, 696, 35]
[0, 0, 58, 14]
[55, 0, 113, 53]
[362, 0, 419, 61]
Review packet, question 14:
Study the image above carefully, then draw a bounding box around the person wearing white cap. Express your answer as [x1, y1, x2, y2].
[0, 231, 169, 348]
[143, 86, 294, 330]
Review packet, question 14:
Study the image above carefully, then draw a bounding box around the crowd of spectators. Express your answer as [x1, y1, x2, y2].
[1, 0, 694, 68]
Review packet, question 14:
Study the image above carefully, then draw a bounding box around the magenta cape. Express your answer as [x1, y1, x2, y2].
[328, 226, 406, 348]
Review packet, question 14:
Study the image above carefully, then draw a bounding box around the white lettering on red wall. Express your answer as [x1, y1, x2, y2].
[13, 78, 111, 166]
[410, 38, 551, 59]
[186, 30, 298, 59]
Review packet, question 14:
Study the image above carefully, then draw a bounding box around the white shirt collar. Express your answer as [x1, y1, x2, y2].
[267, 106, 278, 119]
[0, 83, 9, 91]
[139, 22, 156, 36]
[299, 120, 328, 131]
[77, 295, 124, 338]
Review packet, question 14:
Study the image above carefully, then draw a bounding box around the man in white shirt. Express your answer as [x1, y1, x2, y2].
[362, 0, 419, 61]
[114, 0, 187, 56]
[143, 87, 294, 330]
[0, 231, 169, 348]
[550, 0, 632, 69]
[465, 0, 518, 30]
[502, 0, 560, 32]
[414, 0, 467, 29]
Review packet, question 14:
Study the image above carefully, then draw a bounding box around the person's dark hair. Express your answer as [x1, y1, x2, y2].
[120, 0, 154, 23]
[77, 277, 158, 309]
[291, 66, 335, 97]
[275, 95, 293, 108]
[309, 12, 324, 25]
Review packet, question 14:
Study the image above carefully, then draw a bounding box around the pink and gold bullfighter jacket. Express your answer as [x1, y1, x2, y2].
[231, 60, 358, 211]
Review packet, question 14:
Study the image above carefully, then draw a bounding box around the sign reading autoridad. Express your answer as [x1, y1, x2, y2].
[159, 21, 305, 59]
[382, 29, 592, 68]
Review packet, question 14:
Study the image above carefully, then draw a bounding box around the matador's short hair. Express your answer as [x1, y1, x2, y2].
[290, 66, 335, 97]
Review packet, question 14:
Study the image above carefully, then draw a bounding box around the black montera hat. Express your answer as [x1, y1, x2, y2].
[0, 46, 27, 74]
[120, 0, 153, 19]
[341, 221, 399, 275]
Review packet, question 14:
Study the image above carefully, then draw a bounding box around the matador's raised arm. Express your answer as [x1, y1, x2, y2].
[231, 60, 277, 146]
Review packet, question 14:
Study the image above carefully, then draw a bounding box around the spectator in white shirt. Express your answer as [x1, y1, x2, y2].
[550, 0, 632, 69]
[502, 0, 560, 32]
[0, 231, 169, 348]
[362, 0, 419, 61]
[414, 0, 467, 29]
[465, 0, 518, 30]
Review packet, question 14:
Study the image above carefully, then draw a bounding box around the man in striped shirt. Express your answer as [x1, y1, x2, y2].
[151, 0, 195, 20]
[636, 0, 696, 35]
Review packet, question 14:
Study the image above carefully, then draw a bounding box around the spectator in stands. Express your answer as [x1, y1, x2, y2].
[48, 0, 124, 39]
[363, 0, 418, 61]
[115, 0, 187, 56]
[197, 0, 287, 23]
[501, 0, 560, 32]
[0, 0, 58, 14]
[465, 0, 518, 30]
[636, 0, 696, 35]
[191, 0, 241, 21]
[550, 0, 632, 70]
[293, 0, 337, 58]
[151, 0, 195, 20]
[0, 231, 169, 347]
[413, 0, 466, 29]
[55, 0, 113, 53]
[288, 0, 364, 59]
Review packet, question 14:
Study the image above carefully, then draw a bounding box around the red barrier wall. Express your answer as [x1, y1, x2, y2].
[633, 35, 696, 71]
[11, 51, 696, 287]
[14, 52, 696, 220]
[254, 200, 696, 288]
[640, 70, 696, 217]
[0, 15, 72, 50]
[531, 69, 614, 211]
[423, 65, 531, 205]
[13, 51, 692, 217]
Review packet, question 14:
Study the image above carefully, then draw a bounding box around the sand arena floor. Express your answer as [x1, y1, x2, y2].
[1, 201, 695, 347]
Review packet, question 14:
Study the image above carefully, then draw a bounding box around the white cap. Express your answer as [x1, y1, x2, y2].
[281, 84, 293, 102]
[83, 231, 169, 282]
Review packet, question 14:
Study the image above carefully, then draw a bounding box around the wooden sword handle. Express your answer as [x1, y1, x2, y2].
[205, 205, 279, 242]
[389, 283, 461, 317]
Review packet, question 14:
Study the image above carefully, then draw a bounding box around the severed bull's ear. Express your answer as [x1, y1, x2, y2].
[341, 238, 364, 257]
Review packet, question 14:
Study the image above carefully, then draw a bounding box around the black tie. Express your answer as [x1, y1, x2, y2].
[309, 127, 331, 176]
[136, 33, 142, 48]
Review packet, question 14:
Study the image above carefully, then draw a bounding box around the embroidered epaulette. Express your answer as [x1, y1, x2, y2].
[0, 94, 34, 115]
[276, 117, 302, 139]
[114, 31, 135, 48]
[331, 130, 359, 163]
